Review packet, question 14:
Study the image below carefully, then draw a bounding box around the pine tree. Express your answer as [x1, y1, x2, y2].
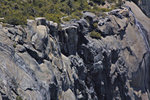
[67, 0, 73, 15]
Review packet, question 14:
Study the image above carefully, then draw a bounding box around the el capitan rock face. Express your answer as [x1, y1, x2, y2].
[0, 1, 150, 100]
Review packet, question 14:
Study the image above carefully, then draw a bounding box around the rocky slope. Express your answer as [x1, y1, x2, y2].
[0, 1, 150, 100]
[138, 0, 150, 17]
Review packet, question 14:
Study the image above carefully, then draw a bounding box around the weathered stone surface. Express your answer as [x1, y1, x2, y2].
[138, 0, 150, 17]
[32, 25, 49, 52]
[83, 11, 97, 23]
[59, 25, 78, 56]
[0, 24, 2, 29]
[98, 8, 129, 37]
[35, 17, 46, 25]
[0, 1, 149, 100]
[62, 89, 76, 100]
[76, 19, 89, 34]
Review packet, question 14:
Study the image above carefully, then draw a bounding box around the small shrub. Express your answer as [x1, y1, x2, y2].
[63, 11, 82, 22]
[90, 31, 101, 39]
[13, 43, 17, 48]
[100, 8, 112, 12]
[93, 22, 98, 28]
[115, 0, 123, 7]
[16, 96, 23, 100]
[63, 16, 72, 22]
[87, 7, 112, 16]
[90, 0, 105, 5]
[45, 13, 63, 24]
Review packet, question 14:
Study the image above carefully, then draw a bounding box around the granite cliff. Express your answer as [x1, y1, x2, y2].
[0, 1, 150, 100]
[138, 0, 150, 17]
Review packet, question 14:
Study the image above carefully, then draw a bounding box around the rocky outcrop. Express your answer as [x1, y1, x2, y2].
[0, 1, 149, 100]
[138, 0, 150, 17]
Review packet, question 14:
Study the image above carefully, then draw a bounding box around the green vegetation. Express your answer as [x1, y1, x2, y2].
[0, 0, 121, 25]
[91, 0, 105, 5]
[13, 43, 17, 48]
[90, 31, 102, 39]
[16, 96, 23, 100]
[93, 22, 98, 29]
[115, 0, 123, 7]
[62, 11, 83, 22]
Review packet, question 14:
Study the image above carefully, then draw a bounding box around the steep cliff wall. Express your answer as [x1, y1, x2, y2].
[0, 1, 149, 100]
[139, 0, 150, 17]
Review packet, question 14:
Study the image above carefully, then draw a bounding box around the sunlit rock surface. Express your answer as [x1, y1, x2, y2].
[0, 1, 150, 100]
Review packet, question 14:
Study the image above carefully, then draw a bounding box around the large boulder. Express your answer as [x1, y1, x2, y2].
[83, 12, 97, 23]
[32, 25, 49, 52]
[61, 89, 76, 100]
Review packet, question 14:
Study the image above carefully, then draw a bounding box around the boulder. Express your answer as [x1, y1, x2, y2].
[62, 89, 76, 100]
[27, 19, 36, 27]
[77, 19, 89, 34]
[32, 25, 48, 52]
[98, 17, 110, 26]
[35, 17, 46, 25]
[83, 11, 97, 23]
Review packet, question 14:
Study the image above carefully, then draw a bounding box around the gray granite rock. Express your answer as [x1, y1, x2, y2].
[0, 2, 149, 100]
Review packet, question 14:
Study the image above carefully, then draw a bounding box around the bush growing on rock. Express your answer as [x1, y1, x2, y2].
[90, 31, 102, 39]
[16, 96, 23, 100]
[93, 22, 98, 29]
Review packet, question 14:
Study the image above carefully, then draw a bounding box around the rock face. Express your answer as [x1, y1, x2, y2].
[138, 0, 150, 17]
[0, 1, 150, 100]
